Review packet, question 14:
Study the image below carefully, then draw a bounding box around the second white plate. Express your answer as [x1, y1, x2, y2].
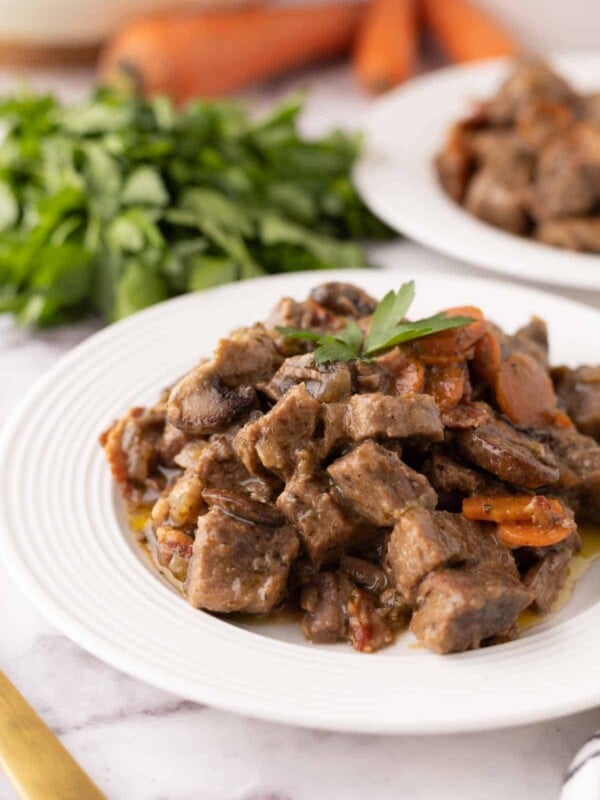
[355, 52, 600, 291]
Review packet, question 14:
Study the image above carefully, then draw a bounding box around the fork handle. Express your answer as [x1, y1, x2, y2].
[0, 671, 106, 800]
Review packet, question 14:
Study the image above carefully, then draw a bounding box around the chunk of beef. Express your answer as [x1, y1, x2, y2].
[319, 401, 348, 458]
[483, 59, 578, 126]
[516, 98, 576, 151]
[523, 544, 573, 614]
[197, 432, 275, 502]
[168, 325, 279, 434]
[423, 451, 499, 503]
[536, 217, 600, 253]
[469, 129, 522, 166]
[553, 365, 600, 440]
[457, 418, 559, 489]
[345, 393, 444, 442]
[277, 452, 371, 566]
[435, 120, 477, 203]
[327, 441, 437, 526]
[264, 353, 352, 403]
[387, 506, 515, 601]
[309, 282, 377, 318]
[532, 123, 600, 221]
[300, 571, 351, 643]
[533, 427, 600, 521]
[185, 508, 298, 613]
[410, 566, 532, 654]
[100, 406, 166, 503]
[300, 572, 394, 652]
[235, 384, 321, 479]
[464, 166, 530, 235]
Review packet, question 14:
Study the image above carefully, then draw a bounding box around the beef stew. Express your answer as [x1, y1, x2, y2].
[101, 281, 600, 654]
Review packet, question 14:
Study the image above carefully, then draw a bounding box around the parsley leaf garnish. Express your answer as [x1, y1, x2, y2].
[276, 282, 474, 364]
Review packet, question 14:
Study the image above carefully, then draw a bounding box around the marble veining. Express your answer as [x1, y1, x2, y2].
[1, 65, 600, 800]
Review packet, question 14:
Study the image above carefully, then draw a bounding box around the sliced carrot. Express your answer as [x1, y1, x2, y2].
[420, 0, 517, 63]
[377, 347, 425, 394]
[354, 0, 418, 93]
[463, 494, 568, 527]
[425, 361, 466, 411]
[100, 2, 364, 102]
[414, 305, 485, 364]
[495, 352, 558, 427]
[471, 325, 502, 385]
[552, 410, 575, 430]
[497, 522, 574, 549]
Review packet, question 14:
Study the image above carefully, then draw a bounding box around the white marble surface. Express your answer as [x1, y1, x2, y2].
[1, 63, 600, 800]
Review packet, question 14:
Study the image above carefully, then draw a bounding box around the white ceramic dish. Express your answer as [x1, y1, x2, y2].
[2, 269, 600, 734]
[355, 52, 600, 291]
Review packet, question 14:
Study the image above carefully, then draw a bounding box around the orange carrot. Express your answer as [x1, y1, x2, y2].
[463, 494, 568, 527]
[99, 3, 364, 102]
[497, 522, 574, 549]
[421, 0, 517, 63]
[471, 325, 501, 385]
[425, 361, 466, 411]
[463, 493, 575, 548]
[353, 0, 418, 93]
[414, 305, 485, 364]
[495, 352, 558, 427]
[376, 348, 425, 394]
[553, 410, 575, 430]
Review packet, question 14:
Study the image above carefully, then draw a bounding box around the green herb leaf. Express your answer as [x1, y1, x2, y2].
[364, 281, 415, 354]
[122, 167, 169, 207]
[334, 319, 363, 351]
[366, 313, 474, 353]
[277, 286, 474, 362]
[113, 261, 168, 320]
[313, 338, 359, 365]
[0, 87, 392, 327]
[0, 181, 18, 231]
[275, 326, 324, 343]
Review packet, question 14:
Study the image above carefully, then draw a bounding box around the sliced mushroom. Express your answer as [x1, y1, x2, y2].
[168, 363, 255, 435]
[310, 282, 377, 318]
[263, 353, 353, 403]
[201, 488, 284, 526]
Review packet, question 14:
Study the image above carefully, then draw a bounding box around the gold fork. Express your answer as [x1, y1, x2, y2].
[0, 671, 106, 800]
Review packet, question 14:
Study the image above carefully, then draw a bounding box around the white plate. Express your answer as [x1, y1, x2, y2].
[2, 270, 600, 734]
[355, 53, 600, 291]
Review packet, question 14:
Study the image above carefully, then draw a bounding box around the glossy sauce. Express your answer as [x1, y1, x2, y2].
[127, 505, 185, 594]
[128, 507, 600, 632]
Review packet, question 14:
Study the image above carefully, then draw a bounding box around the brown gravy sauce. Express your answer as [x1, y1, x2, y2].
[128, 508, 600, 631]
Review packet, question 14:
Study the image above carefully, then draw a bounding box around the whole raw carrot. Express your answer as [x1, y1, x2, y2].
[354, 0, 418, 93]
[421, 0, 517, 63]
[99, 3, 364, 102]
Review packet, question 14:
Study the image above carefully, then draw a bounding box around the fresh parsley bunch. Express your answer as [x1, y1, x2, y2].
[278, 281, 473, 363]
[0, 88, 391, 327]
